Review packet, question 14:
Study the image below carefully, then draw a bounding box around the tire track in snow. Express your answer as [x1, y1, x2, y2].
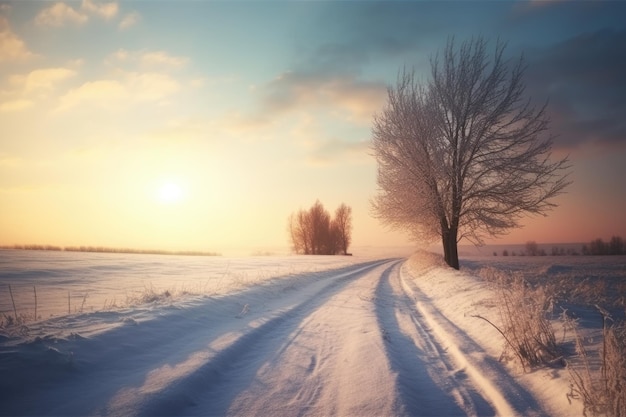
[201, 259, 404, 417]
[398, 263, 548, 417]
[0, 260, 390, 417]
[2, 257, 549, 417]
[110, 259, 395, 417]
[374, 262, 495, 416]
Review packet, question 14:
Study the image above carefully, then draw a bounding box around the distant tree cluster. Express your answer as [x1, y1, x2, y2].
[497, 248, 574, 257]
[492, 237, 626, 257]
[0, 244, 220, 257]
[525, 241, 542, 256]
[288, 201, 352, 255]
[550, 246, 579, 256]
[3, 244, 63, 251]
[582, 236, 625, 256]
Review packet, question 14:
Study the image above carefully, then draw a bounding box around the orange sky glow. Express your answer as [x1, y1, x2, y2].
[1, 1, 625, 255]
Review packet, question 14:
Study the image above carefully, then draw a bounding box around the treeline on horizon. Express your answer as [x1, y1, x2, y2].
[496, 236, 626, 257]
[581, 236, 626, 256]
[0, 244, 221, 257]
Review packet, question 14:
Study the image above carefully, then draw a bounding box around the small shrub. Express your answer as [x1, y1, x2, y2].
[1, 313, 16, 328]
[126, 284, 173, 306]
[474, 268, 560, 371]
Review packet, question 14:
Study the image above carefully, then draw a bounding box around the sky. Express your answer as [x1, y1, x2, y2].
[1, 0, 625, 254]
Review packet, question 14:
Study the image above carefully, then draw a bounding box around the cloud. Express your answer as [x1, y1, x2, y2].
[126, 72, 180, 100]
[525, 29, 626, 150]
[0, 99, 32, 112]
[35, 0, 118, 27]
[259, 71, 386, 124]
[57, 72, 180, 111]
[107, 48, 129, 62]
[118, 11, 140, 30]
[282, 114, 372, 166]
[57, 48, 189, 111]
[0, 16, 35, 62]
[35, 2, 88, 27]
[306, 137, 371, 166]
[1, 64, 78, 111]
[80, 0, 118, 20]
[140, 51, 188, 68]
[10, 67, 77, 94]
[57, 79, 126, 110]
[325, 80, 388, 123]
[106, 49, 189, 69]
[303, 4, 626, 153]
[296, 2, 466, 77]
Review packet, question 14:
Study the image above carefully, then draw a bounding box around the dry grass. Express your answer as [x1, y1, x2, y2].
[1, 312, 30, 328]
[474, 267, 560, 372]
[566, 310, 626, 417]
[524, 274, 626, 310]
[475, 262, 626, 415]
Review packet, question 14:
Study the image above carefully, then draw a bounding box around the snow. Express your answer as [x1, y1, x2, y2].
[0, 249, 623, 416]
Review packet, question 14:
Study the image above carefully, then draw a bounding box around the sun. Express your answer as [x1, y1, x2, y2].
[157, 181, 185, 204]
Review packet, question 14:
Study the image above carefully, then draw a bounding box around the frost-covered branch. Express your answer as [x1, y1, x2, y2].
[371, 37, 571, 268]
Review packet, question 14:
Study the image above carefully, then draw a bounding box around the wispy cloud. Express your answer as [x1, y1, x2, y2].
[306, 2, 625, 153]
[49, 47, 188, 112]
[58, 79, 126, 110]
[35, 0, 118, 28]
[1, 62, 79, 111]
[106, 49, 189, 69]
[81, 0, 118, 21]
[57, 72, 180, 111]
[297, 2, 450, 76]
[140, 51, 188, 68]
[306, 137, 371, 166]
[118, 11, 140, 30]
[283, 114, 372, 166]
[525, 29, 626, 150]
[0, 16, 35, 62]
[35, 2, 88, 27]
[0, 98, 32, 112]
[256, 71, 386, 124]
[10, 67, 77, 94]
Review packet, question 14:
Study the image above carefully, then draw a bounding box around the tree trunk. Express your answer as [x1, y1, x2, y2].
[442, 231, 451, 266]
[441, 228, 460, 270]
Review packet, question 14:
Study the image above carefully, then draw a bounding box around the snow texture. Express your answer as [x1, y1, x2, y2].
[1, 249, 623, 416]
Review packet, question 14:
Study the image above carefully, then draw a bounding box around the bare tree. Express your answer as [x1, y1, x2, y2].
[288, 201, 353, 255]
[334, 203, 353, 255]
[525, 241, 539, 256]
[326, 221, 341, 255]
[609, 236, 624, 255]
[308, 200, 330, 254]
[288, 210, 309, 254]
[372, 37, 570, 269]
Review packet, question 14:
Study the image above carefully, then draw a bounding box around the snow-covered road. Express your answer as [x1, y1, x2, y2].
[1, 258, 547, 416]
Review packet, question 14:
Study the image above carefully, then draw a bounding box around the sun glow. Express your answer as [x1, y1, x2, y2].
[157, 181, 185, 204]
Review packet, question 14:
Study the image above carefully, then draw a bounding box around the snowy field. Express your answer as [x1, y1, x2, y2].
[0, 250, 370, 323]
[0, 249, 624, 416]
